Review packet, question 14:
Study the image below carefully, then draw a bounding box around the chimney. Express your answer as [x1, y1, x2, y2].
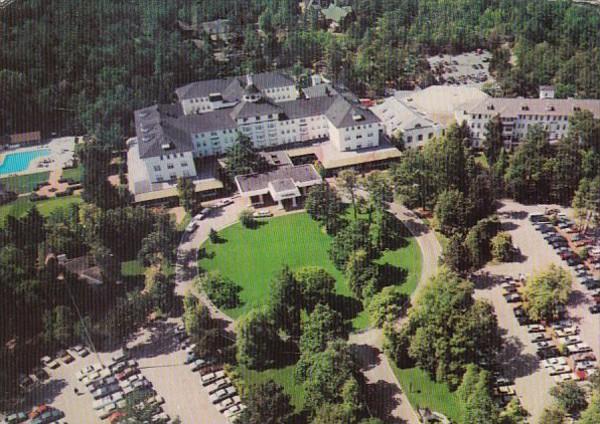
[246, 74, 254, 87]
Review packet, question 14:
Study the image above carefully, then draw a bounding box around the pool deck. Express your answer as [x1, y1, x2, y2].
[0, 137, 76, 178]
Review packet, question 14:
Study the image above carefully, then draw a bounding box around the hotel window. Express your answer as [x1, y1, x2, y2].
[418, 134, 423, 141]
[428, 133, 433, 139]
[167, 164, 174, 169]
[181, 162, 188, 167]
[153, 165, 161, 171]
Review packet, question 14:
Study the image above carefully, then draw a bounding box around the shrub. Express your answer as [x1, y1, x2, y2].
[196, 270, 241, 309]
[491, 232, 513, 262]
[239, 209, 256, 228]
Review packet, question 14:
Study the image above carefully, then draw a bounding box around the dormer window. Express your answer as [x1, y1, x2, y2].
[521, 105, 529, 111]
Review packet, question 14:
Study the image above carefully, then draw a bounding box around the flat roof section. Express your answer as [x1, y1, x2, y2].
[235, 164, 322, 196]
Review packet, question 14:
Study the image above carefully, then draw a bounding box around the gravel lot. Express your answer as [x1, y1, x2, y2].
[476, 199, 600, 423]
[427, 51, 493, 87]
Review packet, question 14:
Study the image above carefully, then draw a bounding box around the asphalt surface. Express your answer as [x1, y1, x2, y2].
[478, 199, 600, 423]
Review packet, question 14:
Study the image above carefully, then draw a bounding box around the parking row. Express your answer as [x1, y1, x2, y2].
[182, 338, 246, 422]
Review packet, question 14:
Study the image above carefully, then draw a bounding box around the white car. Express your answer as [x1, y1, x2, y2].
[224, 403, 246, 418]
[41, 355, 59, 369]
[120, 374, 147, 389]
[96, 399, 126, 419]
[548, 364, 571, 376]
[201, 370, 225, 386]
[151, 412, 170, 422]
[575, 360, 596, 371]
[216, 198, 233, 207]
[534, 341, 553, 350]
[559, 335, 582, 345]
[542, 357, 567, 368]
[76, 363, 103, 381]
[93, 392, 123, 410]
[527, 324, 545, 333]
[111, 349, 128, 363]
[554, 373, 579, 383]
[217, 395, 240, 412]
[252, 210, 273, 218]
[72, 345, 90, 357]
[568, 343, 592, 354]
[185, 221, 198, 233]
[91, 383, 121, 400]
[206, 378, 231, 394]
[209, 386, 236, 404]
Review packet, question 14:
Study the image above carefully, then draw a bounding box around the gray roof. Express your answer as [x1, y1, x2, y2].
[302, 83, 338, 99]
[279, 95, 338, 120]
[175, 109, 237, 133]
[230, 100, 282, 120]
[270, 178, 297, 193]
[325, 96, 380, 128]
[134, 105, 194, 159]
[175, 72, 294, 101]
[235, 164, 322, 193]
[467, 98, 600, 118]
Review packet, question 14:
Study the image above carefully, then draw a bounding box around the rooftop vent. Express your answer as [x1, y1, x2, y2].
[521, 105, 529, 111]
[139, 111, 150, 118]
[161, 143, 173, 150]
[546, 105, 555, 111]
[352, 113, 364, 121]
[487, 104, 495, 110]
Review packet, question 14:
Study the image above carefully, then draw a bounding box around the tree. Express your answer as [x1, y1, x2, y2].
[225, 133, 269, 179]
[183, 293, 212, 338]
[463, 216, 501, 269]
[363, 171, 392, 212]
[196, 270, 241, 309]
[491, 232, 513, 262]
[209, 228, 219, 243]
[119, 388, 160, 423]
[268, 267, 303, 337]
[138, 213, 178, 266]
[579, 393, 600, 424]
[345, 249, 378, 299]
[457, 363, 482, 403]
[299, 304, 345, 355]
[239, 209, 257, 228]
[337, 169, 359, 219]
[549, 381, 587, 415]
[522, 265, 572, 322]
[367, 286, 409, 327]
[330, 219, 375, 269]
[434, 189, 471, 236]
[90, 243, 121, 284]
[305, 183, 346, 235]
[43, 306, 75, 347]
[237, 380, 294, 424]
[538, 406, 566, 424]
[177, 177, 195, 213]
[294, 266, 335, 311]
[483, 115, 504, 165]
[403, 267, 501, 387]
[236, 308, 280, 369]
[442, 234, 473, 273]
[145, 265, 175, 313]
[464, 369, 501, 424]
[500, 397, 528, 424]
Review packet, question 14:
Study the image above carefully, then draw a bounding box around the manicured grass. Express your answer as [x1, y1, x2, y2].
[121, 259, 146, 277]
[0, 171, 50, 194]
[238, 364, 305, 411]
[0, 195, 83, 224]
[198, 212, 421, 330]
[390, 364, 465, 424]
[62, 165, 83, 182]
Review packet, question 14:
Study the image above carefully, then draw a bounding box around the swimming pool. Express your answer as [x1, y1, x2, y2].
[0, 149, 50, 175]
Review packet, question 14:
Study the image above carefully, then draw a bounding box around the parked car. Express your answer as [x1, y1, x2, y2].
[589, 304, 600, 314]
[530, 333, 549, 343]
[218, 395, 242, 413]
[527, 324, 545, 333]
[548, 364, 571, 376]
[542, 357, 567, 368]
[567, 343, 592, 354]
[76, 363, 103, 381]
[191, 358, 212, 372]
[201, 370, 225, 386]
[209, 386, 236, 404]
[253, 210, 273, 218]
[216, 198, 233, 207]
[93, 392, 124, 410]
[205, 378, 231, 395]
[72, 345, 89, 357]
[185, 351, 197, 364]
[505, 293, 521, 303]
[32, 367, 49, 381]
[575, 361, 596, 371]
[57, 350, 74, 364]
[112, 350, 128, 363]
[535, 341, 553, 350]
[116, 367, 139, 381]
[4, 412, 28, 424]
[92, 383, 121, 400]
[97, 400, 126, 419]
[40, 356, 59, 369]
[558, 335, 582, 345]
[223, 403, 246, 418]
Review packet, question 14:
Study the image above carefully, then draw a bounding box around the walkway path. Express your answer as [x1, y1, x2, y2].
[349, 199, 443, 424]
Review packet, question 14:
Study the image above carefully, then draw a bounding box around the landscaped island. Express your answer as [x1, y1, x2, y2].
[198, 212, 421, 330]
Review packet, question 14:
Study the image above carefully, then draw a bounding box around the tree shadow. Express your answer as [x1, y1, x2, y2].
[497, 335, 540, 379]
[510, 249, 528, 263]
[399, 218, 430, 238]
[351, 343, 382, 372]
[327, 293, 363, 324]
[25, 378, 68, 408]
[568, 289, 589, 308]
[502, 222, 520, 231]
[365, 380, 407, 424]
[378, 263, 408, 288]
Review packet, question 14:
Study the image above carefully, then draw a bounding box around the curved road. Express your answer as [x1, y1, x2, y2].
[175, 197, 442, 424]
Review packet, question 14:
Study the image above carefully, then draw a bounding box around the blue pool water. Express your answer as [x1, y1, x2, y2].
[0, 149, 50, 175]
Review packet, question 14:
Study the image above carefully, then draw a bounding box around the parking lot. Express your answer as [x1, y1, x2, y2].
[16, 319, 231, 424]
[474, 199, 600, 422]
[427, 50, 493, 87]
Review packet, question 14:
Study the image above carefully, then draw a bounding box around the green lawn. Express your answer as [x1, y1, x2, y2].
[62, 165, 83, 182]
[238, 364, 305, 411]
[198, 212, 421, 330]
[121, 259, 146, 277]
[390, 364, 465, 424]
[0, 171, 50, 194]
[0, 195, 83, 224]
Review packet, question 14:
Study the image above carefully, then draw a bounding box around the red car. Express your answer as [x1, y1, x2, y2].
[116, 367, 138, 381]
[29, 405, 49, 419]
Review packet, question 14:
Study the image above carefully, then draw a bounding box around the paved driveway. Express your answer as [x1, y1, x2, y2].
[477, 199, 600, 423]
[23, 319, 228, 424]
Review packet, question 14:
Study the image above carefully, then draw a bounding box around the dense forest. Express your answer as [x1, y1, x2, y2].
[2, 0, 600, 147]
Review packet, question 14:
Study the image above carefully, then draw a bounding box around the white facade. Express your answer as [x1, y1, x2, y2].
[145, 151, 197, 183]
[329, 121, 381, 152]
